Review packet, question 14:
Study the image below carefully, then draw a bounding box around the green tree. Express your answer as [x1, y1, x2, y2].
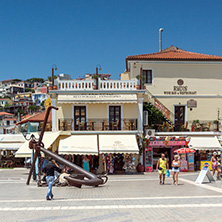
[25, 88, 35, 93]
[47, 76, 57, 81]
[40, 100, 45, 107]
[143, 102, 166, 126]
[28, 105, 39, 112]
[26, 78, 45, 83]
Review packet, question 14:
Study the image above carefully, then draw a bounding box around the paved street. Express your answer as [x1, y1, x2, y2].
[0, 168, 222, 222]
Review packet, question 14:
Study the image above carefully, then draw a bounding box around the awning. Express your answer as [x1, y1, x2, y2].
[99, 135, 139, 154]
[58, 135, 98, 155]
[0, 134, 25, 142]
[58, 94, 137, 104]
[15, 131, 60, 157]
[0, 143, 24, 150]
[189, 136, 221, 150]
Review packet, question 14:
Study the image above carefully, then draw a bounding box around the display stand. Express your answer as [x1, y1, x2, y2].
[195, 166, 215, 184]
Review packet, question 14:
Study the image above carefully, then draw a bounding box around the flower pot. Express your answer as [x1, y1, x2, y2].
[53, 85, 57, 90]
[48, 86, 52, 90]
[136, 85, 140, 90]
[136, 163, 144, 172]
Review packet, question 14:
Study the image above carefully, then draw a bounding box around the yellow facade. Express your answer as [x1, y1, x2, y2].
[125, 59, 222, 128]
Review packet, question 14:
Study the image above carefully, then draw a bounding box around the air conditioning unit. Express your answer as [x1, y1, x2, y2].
[145, 129, 155, 137]
[143, 110, 148, 126]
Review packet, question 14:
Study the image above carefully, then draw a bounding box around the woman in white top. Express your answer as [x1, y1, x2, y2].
[172, 155, 181, 185]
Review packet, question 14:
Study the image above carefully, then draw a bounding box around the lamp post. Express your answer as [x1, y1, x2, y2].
[52, 64, 57, 88]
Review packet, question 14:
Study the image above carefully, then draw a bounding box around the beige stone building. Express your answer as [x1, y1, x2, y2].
[122, 45, 222, 131]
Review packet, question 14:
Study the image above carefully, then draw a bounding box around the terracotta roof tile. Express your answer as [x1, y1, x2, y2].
[126, 45, 222, 61]
[4, 118, 17, 121]
[16, 111, 51, 125]
[0, 112, 13, 116]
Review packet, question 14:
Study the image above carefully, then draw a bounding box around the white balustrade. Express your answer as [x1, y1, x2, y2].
[57, 80, 94, 90]
[56, 79, 138, 91]
[98, 79, 137, 90]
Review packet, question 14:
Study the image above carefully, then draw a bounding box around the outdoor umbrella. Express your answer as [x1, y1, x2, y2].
[174, 147, 196, 153]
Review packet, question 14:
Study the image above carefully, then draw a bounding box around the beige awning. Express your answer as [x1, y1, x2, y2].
[99, 134, 139, 154]
[58, 135, 98, 155]
[15, 131, 61, 157]
[189, 136, 221, 150]
[58, 94, 137, 104]
[0, 143, 24, 151]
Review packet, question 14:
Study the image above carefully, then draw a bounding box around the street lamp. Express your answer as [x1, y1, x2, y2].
[52, 64, 57, 88]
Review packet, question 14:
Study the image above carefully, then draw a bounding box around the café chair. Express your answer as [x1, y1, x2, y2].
[166, 122, 174, 132]
[202, 122, 211, 131]
[59, 120, 66, 131]
[158, 122, 165, 132]
[112, 120, 119, 130]
[124, 120, 131, 130]
[181, 122, 188, 131]
[102, 120, 109, 131]
[65, 120, 73, 131]
[86, 120, 94, 131]
[78, 121, 85, 131]
[130, 120, 137, 130]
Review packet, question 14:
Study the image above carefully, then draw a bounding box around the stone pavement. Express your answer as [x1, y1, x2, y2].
[0, 168, 222, 221]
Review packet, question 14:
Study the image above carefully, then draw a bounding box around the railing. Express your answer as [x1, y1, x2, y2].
[98, 79, 137, 90]
[55, 79, 138, 91]
[150, 120, 218, 132]
[58, 118, 138, 131]
[57, 80, 94, 90]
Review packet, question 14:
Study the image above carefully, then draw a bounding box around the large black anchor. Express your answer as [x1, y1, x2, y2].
[26, 106, 108, 188]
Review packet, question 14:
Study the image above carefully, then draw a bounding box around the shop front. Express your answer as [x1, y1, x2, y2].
[145, 137, 187, 172]
[99, 134, 139, 174]
[189, 136, 221, 170]
[58, 133, 140, 174]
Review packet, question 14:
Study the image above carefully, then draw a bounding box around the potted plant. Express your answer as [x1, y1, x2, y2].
[136, 75, 141, 89]
[136, 75, 146, 89]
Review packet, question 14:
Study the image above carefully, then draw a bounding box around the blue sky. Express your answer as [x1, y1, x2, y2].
[0, 0, 222, 81]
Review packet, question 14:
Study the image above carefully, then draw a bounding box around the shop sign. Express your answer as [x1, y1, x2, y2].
[154, 99, 171, 119]
[187, 99, 197, 108]
[149, 141, 186, 146]
[164, 79, 197, 95]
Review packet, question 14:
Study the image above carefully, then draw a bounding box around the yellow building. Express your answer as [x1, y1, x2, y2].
[49, 78, 145, 173]
[123, 45, 222, 132]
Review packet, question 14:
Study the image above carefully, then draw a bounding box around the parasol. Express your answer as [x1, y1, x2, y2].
[174, 147, 196, 153]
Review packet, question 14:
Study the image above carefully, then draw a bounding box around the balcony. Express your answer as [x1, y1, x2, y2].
[56, 79, 138, 91]
[58, 118, 138, 131]
[151, 120, 218, 132]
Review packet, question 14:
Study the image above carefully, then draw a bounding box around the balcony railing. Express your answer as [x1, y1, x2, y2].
[99, 79, 137, 90]
[58, 80, 94, 90]
[150, 120, 218, 132]
[58, 118, 138, 131]
[56, 79, 138, 91]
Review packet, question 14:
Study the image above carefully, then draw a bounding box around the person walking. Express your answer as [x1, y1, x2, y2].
[211, 152, 221, 180]
[156, 153, 169, 185]
[172, 155, 180, 185]
[42, 157, 60, 200]
[82, 155, 90, 172]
